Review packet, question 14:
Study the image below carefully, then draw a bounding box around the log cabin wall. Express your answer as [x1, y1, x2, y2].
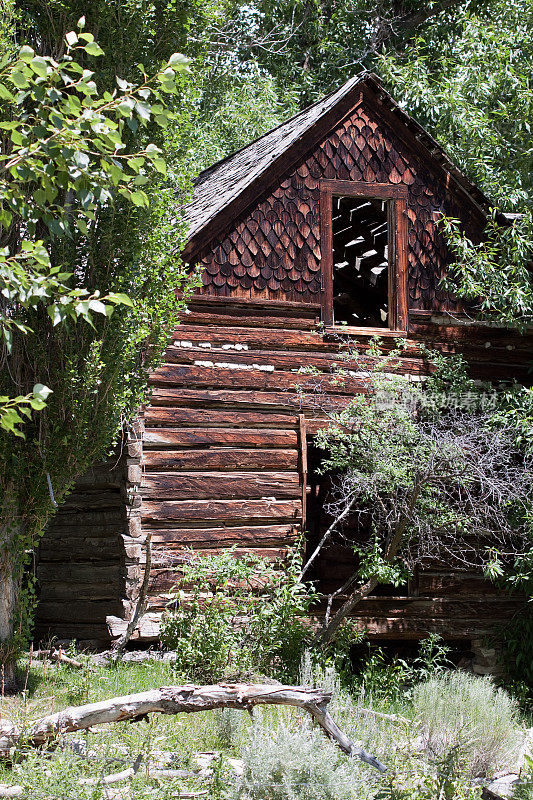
[34, 73, 531, 649]
[34, 456, 130, 648]
[128, 295, 529, 645]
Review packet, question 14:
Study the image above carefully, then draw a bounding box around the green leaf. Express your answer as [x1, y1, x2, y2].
[0, 84, 14, 101]
[32, 383, 53, 400]
[19, 45, 35, 63]
[135, 101, 151, 121]
[152, 157, 167, 175]
[167, 53, 189, 69]
[11, 71, 29, 89]
[30, 56, 48, 77]
[84, 41, 105, 57]
[129, 190, 148, 207]
[28, 397, 46, 410]
[88, 298, 107, 315]
[107, 292, 134, 307]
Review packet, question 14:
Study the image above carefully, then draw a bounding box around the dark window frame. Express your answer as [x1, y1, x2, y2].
[319, 179, 409, 333]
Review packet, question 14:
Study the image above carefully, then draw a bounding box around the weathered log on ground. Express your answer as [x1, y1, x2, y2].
[0, 683, 386, 772]
[32, 648, 87, 670]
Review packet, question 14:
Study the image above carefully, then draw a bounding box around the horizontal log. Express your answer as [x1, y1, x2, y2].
[33, 622, 111, 641]
[39, 584, 123, 601]
[45, 510, 125, 528]
[148, 552, 289, 590]
[409, 314, 533, 348]
[179, 311, 319, 330]
[143, 406, 298, 429]
[174, 323, 424, 358]
[184, 295, 321, 314]
[141, 498, 302, 522]
[38, 539, 122, 561]
[163, 344, 428, 376]
[149, 524, 298, 548]
[148, 387, 349, 412]
[143, 427, 298, 448]
[142, 448, 299, 471]
[141, 471, 301, 500]
[36, 564, 124, 582]
[58, 491, 123, 511]
[173, 324, 329, 350]
[37, 600, 124, 623]
[339, 596, 524, 619]
[329, 615, 505, 640]
[416, 572, 512, 598]
[150, 364, 366, 395]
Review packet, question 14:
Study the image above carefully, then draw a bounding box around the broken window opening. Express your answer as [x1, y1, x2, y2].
[331, 195, 390, 328]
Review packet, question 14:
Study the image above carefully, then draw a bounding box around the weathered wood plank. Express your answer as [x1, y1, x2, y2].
[142, 448, 299, 471]
[332, 596, 524, 619]
[148, 387, 349, 412]
[149, 524, 297, 547]
[183, 295, 321, 314]
[143, 406, 298, 428]
[150, 364, 366, 394]
[33, 622, 111, 644]
[173, 325, 329, 350]
[141, 471, 301, 500]
[142, 498, 302, 522]
[416, 571, 509, 598]
[178, 311, 319, 330]
[143, 427, 298, 448]
[174, 324, 423, 357]
[37, 601, 124, 623]
[39, 584, 123, 601]
[332, 616, 505, 640]
[38, 539, 121, 560]
[56, 492, 124, 511]
[163, 344, 428, 376]
[36, 564, 124, 582]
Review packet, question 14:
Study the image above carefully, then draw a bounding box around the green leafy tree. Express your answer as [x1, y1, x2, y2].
[379, 1, 533, 330]
[0, 21, 192, 689]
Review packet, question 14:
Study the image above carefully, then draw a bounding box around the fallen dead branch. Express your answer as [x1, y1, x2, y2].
[31, 648, 88, 671]
[80, 767, 198, 786]
[0, 683, 386, 771]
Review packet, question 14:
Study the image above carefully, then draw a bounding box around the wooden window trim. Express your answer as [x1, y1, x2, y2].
[320, 179, 409, 334]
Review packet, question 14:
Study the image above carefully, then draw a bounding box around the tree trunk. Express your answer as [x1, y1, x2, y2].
[0, 523, 18, 694]
[315, 481, 422, 647]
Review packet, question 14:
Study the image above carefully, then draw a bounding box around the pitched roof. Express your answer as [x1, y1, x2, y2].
[183, 71, 491, 251]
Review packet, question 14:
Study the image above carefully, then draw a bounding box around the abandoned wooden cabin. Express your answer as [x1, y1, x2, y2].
[35, 72, 531, 662]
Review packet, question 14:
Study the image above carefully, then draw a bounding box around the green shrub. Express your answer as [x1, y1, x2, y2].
[344, 634, 452, 700]
[413, 672, 521, 778]
[160, 547, 314, 682]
